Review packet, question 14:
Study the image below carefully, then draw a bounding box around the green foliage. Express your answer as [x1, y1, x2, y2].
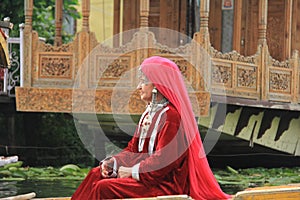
[32, 5, 55, 43]
[1, 164, 299, 196]
[0, 1, 87, 167]
[0, 1, 24, 37]
[0, 112, 94, 167]
[0, 0, 80, 43]
[33, 0, 81, 44]
[36, 113, 94, 166]
[0, 163, 89, 181]
[214, 166, 300, 194]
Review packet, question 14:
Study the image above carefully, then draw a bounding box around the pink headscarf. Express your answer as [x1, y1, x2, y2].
[140, 56, 231, 200]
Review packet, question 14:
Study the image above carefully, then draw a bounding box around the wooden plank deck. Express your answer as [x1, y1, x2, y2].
[233, 184, 300, 200]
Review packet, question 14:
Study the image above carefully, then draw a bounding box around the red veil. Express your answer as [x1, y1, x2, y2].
[140, 56, 231, 200]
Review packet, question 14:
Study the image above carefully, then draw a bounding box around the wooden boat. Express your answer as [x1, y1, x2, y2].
[2, 184, 300, 200]
[233, 184, 300, 200]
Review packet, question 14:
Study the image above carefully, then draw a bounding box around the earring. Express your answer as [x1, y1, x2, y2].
[151, 87, 157, 104]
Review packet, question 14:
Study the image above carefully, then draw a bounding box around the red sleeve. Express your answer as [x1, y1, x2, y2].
[114, 128, 147, 167]
[138, 109, 187, 186]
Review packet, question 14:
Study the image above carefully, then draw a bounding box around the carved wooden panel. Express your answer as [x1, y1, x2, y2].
[90, 55, 133, 88]
[193, 91, 210, 116]
[267, 56, 294, 102]
[38, 53, 73, 79]
[211, 62, 232, 87]
[269, 70, 291, 94]
[15, 87, 144, 114]
[210, 48, 260, 99]
[237, 64, 257, 90]
[30, 35, 77, 87]
[38, 43, 73, 52]
[175, 59, 188, 77]
[15, 87, 209, 116]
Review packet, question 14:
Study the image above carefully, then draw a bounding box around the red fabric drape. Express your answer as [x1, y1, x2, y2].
[141, 56, 231, 200]
[72, 104, 190, 199]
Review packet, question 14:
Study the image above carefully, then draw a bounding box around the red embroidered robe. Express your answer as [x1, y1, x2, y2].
[71, 103, 189, 199]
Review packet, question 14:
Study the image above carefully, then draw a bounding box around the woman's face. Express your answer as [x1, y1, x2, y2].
[137, 76, 154, 103]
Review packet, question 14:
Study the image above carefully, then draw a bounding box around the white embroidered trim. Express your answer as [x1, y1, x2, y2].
[137, 109, 148, 134]
[132, 163, 140, 181]
[112, 157, 117, 175]
[138, 110, 149, 152]
[148, 107, 169, 155]
[138, 103, 169, 152]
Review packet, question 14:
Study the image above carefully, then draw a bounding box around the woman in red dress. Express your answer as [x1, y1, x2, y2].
[71, 56, 231, 200]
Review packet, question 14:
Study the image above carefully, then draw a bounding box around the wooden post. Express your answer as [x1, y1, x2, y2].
[291, 0, 299, 57]
[197, 0, 210, 50]
[82, 0, 90, 32]
[135, 0, 150, 71]
[258, 0, 268, 45]
[193, 0, 211, 91]
[78, 0, 91, 89]
[233, 0, 243, 52]
[258, 0, 268, 101]
[55, 0, 63, 46]
[284, 0, 293, 60]
[23, 0, 33, 87]
[24, 0, 33, 30]
[113, 0, 121, 47]
[292, 50, 299, 103]
[139, 0, 149, 28]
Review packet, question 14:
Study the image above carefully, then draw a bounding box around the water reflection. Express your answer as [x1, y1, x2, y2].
[0, 181, 18, 198]
[0, 179, 242, 198]
[0, 180, 81, 198]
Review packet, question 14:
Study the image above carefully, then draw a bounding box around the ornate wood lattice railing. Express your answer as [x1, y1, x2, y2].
[209, 45, 300, 110]
[15, 28, 209, 116]
[15, 0, 300, 116]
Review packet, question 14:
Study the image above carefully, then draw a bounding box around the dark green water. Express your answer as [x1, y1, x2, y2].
[1, 166, 300, 198]
[0, 180, 81, 198]
[0, 179, 240, 198]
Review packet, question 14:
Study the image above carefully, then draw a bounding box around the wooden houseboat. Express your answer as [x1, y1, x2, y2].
[2, 0, 300, 199]
[14, 0, 300, 159]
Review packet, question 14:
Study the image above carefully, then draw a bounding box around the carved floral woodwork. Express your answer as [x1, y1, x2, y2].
[16, 25, 300, 114]
[16, 0, 300, 114]
[210, 49, 256, 64]
[269, 70, 291, 93]
[237, 65, 257, 89]
[212, 63, 232, 87]
[210, 47, 260, 99]
[15, 87, 209, 116]
[39, 42, 73, 52]
[93, 56, 132, 87]
[39, 54, 73, 79]
[267, 55, 294, 102]
[16, 28, 211, 115]
[16, 87, 145, 114]
[32, 37, 77, 87]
